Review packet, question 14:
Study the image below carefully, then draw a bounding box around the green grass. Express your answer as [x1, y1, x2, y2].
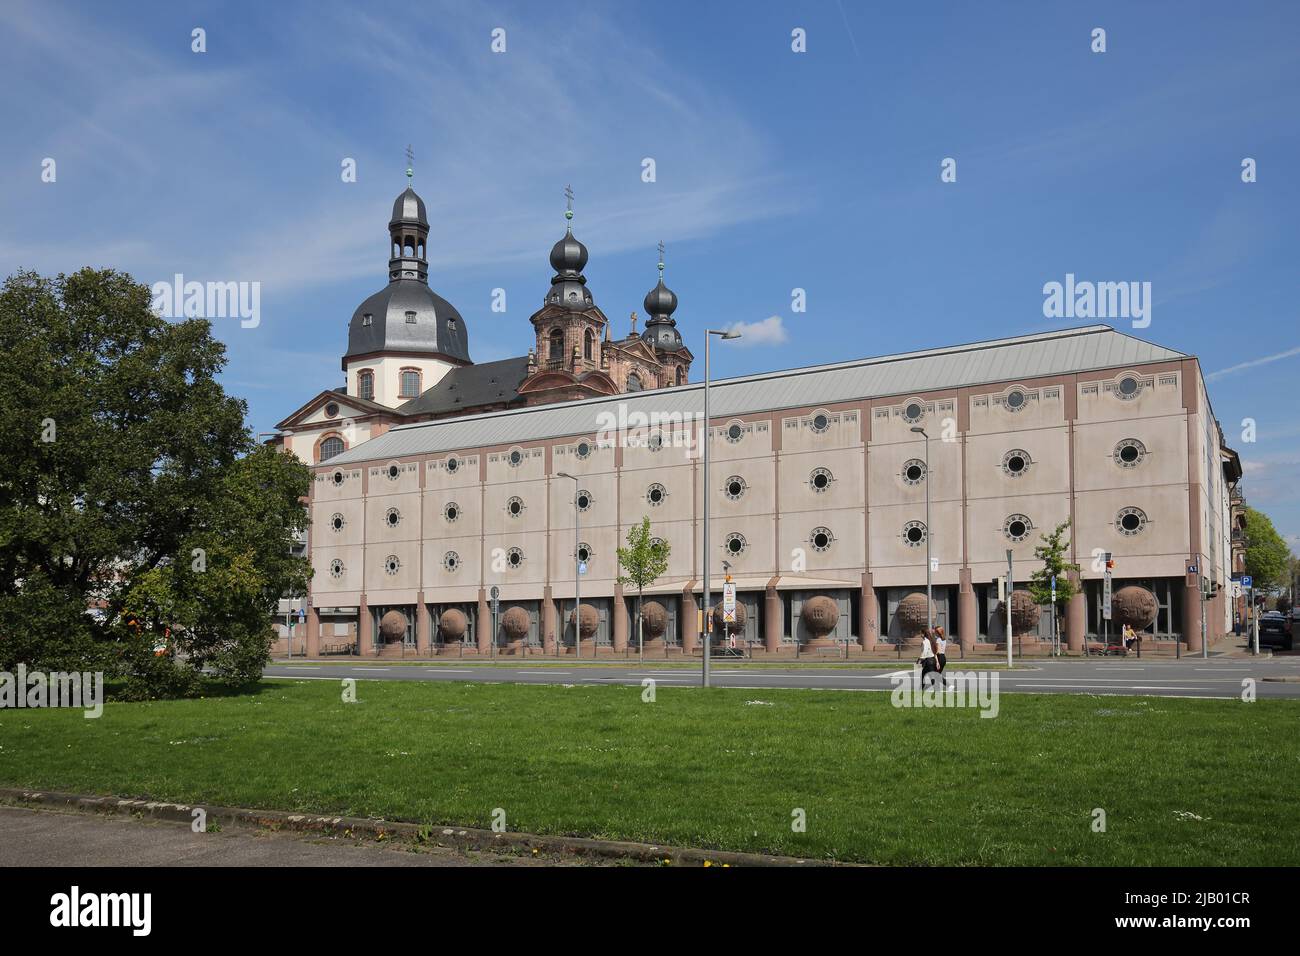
[276, 659, 1024, 670]
[1, 679, 1296, 865]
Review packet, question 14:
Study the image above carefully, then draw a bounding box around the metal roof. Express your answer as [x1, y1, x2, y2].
[326, 324, 1188, 466]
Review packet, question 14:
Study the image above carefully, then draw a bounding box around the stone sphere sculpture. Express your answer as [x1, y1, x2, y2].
[379, 609, 408, 643]
[640, 601, 667, 639]
[802, 595, 840, 639]
[438, 608, 467, 641]
[1112, 585, 1158, 630]
[711, 601, 746, 634]
[567, 603, 599, 638]
[1008, 589, 1040, 634]
[501, 606, 531, 640]
[896, 592, 932, 640]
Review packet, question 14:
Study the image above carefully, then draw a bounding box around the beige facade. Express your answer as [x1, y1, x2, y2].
[300, 326, 1241, 657]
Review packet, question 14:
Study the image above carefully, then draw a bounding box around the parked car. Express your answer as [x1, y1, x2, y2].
[1259, 611, 1293, 650]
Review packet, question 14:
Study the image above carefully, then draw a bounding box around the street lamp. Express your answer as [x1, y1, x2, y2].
[701, 328, 742, 688]
[556, 471, 580, 659]
[910, 426, 933, 635]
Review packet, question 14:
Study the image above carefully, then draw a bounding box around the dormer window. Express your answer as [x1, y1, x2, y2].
[361, 313, 373, 327]
[405, 311, 417, 324]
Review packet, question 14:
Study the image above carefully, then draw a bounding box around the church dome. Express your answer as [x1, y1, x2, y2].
[643, 279, 677, 320]
[345, 280, 470, 365]
[391, 186, 427, 225]
[549, 231, 589, 275]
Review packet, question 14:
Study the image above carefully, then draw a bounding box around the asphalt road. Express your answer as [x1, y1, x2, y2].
[0, 805, 567, 867]
[264, 656, 1300, 699]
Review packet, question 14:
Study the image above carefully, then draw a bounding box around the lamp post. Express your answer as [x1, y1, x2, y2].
[557, 471, 580, 659]
[701, 328, 742, 688]
[910, 426, 932, 635]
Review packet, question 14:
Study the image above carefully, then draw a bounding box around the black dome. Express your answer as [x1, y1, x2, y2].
[643, 279, 677, 319]
[391, 187, 427, 225]
[549, 231, 588, 274]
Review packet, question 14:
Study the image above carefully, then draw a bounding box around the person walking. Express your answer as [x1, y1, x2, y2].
[917, 627, 938, 690]
[934, 626, 948, 687]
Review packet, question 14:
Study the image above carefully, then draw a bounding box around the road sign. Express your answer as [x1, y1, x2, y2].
[1102, 570, 1113, 621]
[996, 576, 1006, 602]
[578, 561, 588, 576]
[722, 581, 737, 624]
[1187, 564, 1198, 575]
[1232, 580, 1242, 599]
[489, 585, 500, 614]
[1241, 575, 1253, 588]
[930, 557, 939, 573]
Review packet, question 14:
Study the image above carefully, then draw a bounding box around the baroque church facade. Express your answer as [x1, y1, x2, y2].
[274, 180, 692, 465]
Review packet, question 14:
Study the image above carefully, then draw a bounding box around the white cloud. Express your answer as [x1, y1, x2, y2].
[726, 315, 788, 346]
[1207, 344, 1300, 381]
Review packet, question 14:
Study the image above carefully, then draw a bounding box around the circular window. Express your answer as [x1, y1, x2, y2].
[387, 463, 400, 480]
[507, 496, 524, 517]
[1116, 376, 1141, 400]
[384, 555, 401, 575]
[576, 543, 592, 563]
[1114, 439, 1146, 468]
[445, 456, 458, 473]
[329, 558, 344, 579]
[576, 490, 592, 512]
[325, 402, 339, 418]
[1005, 389, 1027, 411]
[1002, 449, 1031, 477]
[1116, 507, 1147, 536]
[331, 470, 344, 486]
[902, 459, 926, 485]
[648, 431, 664, 452]
[385, 507, 401, 528]
[575, 441, 591, 460]
[725, 476, 746, 500]
[811, 413, 830, 433]
[650, 537, 666, 549]
[647, 483, 666, 506]
[903, 521, 927, 547]
[508, 448, 523, 466]
[724, 533, 747, 555]
[810, 467, 833, 492]
[444, 551, 460, 572]
[811, 527, 833, 552]
[330, 513, 345, 532]
[902, 402, 924, 423]
[725, 422, 744, 443]
[507, 547, 523, 568]
[444, 502, 459, 522]
[1004, 514, 1032, 542]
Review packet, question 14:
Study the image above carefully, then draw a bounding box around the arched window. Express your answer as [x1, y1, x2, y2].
[627, 373, 643, 392]
[318, 436, 344, 462]
[400, 369, 421, 398]
[584, 329, 594, 360]
[676, 366, 684, 386]
[358, 370, 374, 401]
[548, 328, 565, 361]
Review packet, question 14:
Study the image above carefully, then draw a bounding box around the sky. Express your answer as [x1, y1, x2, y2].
[1, 0, 1297, 550]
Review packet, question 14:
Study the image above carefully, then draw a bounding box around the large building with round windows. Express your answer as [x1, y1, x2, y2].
[280, 182, 1243, 657]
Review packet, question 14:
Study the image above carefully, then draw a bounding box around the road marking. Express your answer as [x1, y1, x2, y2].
[583, 677, 692, 684]
[520, 670, 570, 675]
[354, 667, 392, 671]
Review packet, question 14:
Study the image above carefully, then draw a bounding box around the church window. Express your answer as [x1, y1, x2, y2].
[400, 369, 421, 398]
[549, 328, 565, 361]
[319, 436, 344, 462]
[627, 373, 643, 392]
[584, 329, 594, 360]
[358, 370, 374, 401]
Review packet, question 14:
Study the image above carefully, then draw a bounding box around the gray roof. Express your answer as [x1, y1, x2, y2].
[326, 324, 1188, 465]
[344, 279, 471, 364]
[397, 355, 530, 417]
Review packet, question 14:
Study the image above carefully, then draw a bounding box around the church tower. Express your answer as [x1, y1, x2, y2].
[341, 161, 472, 408]
[640, 243, 693, 387]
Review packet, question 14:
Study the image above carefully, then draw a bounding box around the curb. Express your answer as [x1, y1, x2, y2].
[1262, 676, 1300, 683]
[0, 787, 833, 867]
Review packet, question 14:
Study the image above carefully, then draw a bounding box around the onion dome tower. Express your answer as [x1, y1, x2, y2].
[543, 186, 596, 311]
[641, 243, 684, 353]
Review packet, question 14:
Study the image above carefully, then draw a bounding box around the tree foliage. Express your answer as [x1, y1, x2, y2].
[1242, 506, 1290, 592]
[617, 516, 671, 652]
[0, 269, 310, 694]
[1027, 520, 1082, 620]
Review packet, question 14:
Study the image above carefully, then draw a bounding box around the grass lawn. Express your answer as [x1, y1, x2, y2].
[1, 679, 1296, 865]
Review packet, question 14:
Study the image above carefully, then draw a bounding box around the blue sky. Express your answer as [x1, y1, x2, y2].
[2, 0, 1297, 550]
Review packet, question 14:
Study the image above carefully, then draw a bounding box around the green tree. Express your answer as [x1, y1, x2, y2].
[1027, 520, 1082, 642]
[1242, 506, 1290, 592]
[0, 268, 310, 695]
[616, 516, 671, 660]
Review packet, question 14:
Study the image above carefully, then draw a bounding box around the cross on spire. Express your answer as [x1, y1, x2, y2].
[657, 240, 665, 277]
[564, 184, 575, 229]
[405, 144, 414, 183]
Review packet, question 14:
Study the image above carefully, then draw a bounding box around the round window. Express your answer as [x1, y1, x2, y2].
[576, 544, 592, 563]
[576, 491, 592, 511]
[445, 456, 458, 473]
[325, 402, 339, 418]
[1003, 450, 1031, 476]
[509, 449, 523, 466]
[507, 548, 523, 568]
[725, 477, 746, 500]
[1005, 515, 1032, 542]
[443, 551, 459, 572]
[1005, 390, 1026, 411]
[726, 422, 744, 443]
[1117, 376, 1140, 399]
[1117, 508, 1147, 536]
[811, 528, 832, 552]
[1114, 439, 1147, 468]
[384, 555, 401, 575]
[724, 533, 746, 555]
[648, 432, 664, 451]
[903, 521, 927, 547]
[575, 442, 591, 460]
[647, 483, 666, 506]
[811, 413, 830, 433]
[329, 559, 344, 579]
[332, 471, 344, 486]
[385, 508, 401, 528]
[810, 468, 832, 492]
[387, 463, 400, 480]
[902, 459, 926, 485]
[330, 513, 345, 532]
[444, 502, 459, 522]
[903, 402, 924, 423]
[507, 497, 523, 517]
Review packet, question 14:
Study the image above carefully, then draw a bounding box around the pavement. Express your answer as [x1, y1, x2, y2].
[264, 655, 1300, 699]
[0, 804, 574, 867]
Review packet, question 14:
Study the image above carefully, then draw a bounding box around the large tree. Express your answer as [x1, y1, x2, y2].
[1242, 506, 1290, 592]
[0, 268, 310, 694]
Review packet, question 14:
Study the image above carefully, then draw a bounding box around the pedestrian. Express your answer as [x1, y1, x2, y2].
[934, 626, 948, 686]
[917, 627, 938, 689]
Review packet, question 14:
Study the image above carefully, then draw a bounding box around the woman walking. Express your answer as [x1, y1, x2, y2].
[934, 626, 948, 687]
[918, 627, 938, 689]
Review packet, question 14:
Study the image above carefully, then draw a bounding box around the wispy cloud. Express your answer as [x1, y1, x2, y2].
[726, 315, 789, 346]
[1207, 344, 1300, 381]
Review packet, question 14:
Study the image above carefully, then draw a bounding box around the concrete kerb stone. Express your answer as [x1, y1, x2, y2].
[0, 787, 837, 867]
